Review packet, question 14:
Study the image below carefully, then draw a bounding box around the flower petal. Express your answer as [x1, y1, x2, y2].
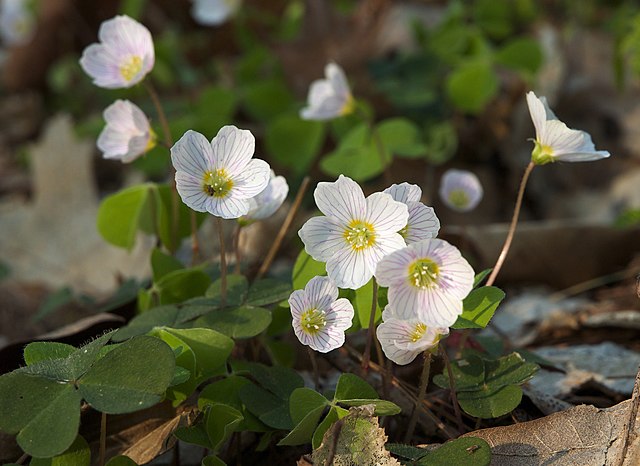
[305, 276, 339, 311]
[326, 298, 355, 330]
[383, 183, 422, 204]
[98, 15, 154, 62]
[80, 44, 126, 88]
[207, 195, 250, 219]
[211, 125, 256, 176]
[288, 289, 308, 318]
[175, 171, 210, 212]
[230, 158, 271, 199]
[299, 216, 345, 262]
[314, 175, 366, 224]
[365, 192, 408, 234]
[326, 247, 371, 290]
[404, 202, 440, 243]
[171, 130, 214, 176]
[526, 91, 547, 142]
[374, 245, 416, 288]
[326, 62, 350, 100]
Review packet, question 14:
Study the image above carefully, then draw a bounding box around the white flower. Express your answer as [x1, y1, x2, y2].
[97, 100, 156, 163]
[375, 239, 474, 328]
[299, 175, 408, 290]
[377, 304, 448, 365]
[383, 183, 440, 244]
[438, 169, 483, 213]
[241, 170, 288, 223]
[0, 0, 34, 46]
[191, 0, 241, 26]
[526, 91, 610, 165]
[289, 275, 354, 353]
[171, 126, 271, 219]
[80, 15, 154, 89]
[300, 63, 354, 121]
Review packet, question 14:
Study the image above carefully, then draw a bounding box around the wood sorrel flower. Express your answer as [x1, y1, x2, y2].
[438, 169, 483, 213]
[376, 304, 448, 365]
[191, 0, 241, 26]
[383, 183, 440, 244]
[299, 175, 408, 290]
[80, 15, 154, 89]
[526, 91, 610, 165]
[171, 126, 270, 219]
[375, 239, 474, 328]
[0, 0, 34, 46]
[300, 63, 354, 121]
[240, 170, 288, 224]
[289, 276, 354, 353]
[97, 100, 156, 163]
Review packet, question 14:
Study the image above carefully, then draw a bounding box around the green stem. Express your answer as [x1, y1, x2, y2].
[361, 278, 379, 371]
[404, 350, 432, 442]
[441, 345, 465, 433]
[486, 162, 535, 287]
[99, 412, 107, 466]
[356, 106, 392, 185]
[233, 223, 242, 274]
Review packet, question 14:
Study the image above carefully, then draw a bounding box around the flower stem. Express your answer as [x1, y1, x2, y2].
[144, 81, 182, 253]
[486, 161, 535, 287]
[404, 350, 432, 442]
[99, 412, 107, 466]
[441, 345, 465, 433]
[361, 278, 379, 371]
[356, 106, 392, 185]
[190, 210, 200, 266]
[233, 223, 242, 274]
[255, 176, 311, 281]
[308, 347, 320, 389]
[216, 217, 227, 308]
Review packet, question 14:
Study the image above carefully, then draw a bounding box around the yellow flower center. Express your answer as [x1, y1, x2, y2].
[408, 258, 439, 289]
[343, 220, 376, 250]
[145, 129, 157, 153]
[300, 308, 326, 335]
[531, 140, 555, 165]
[120, 55, 143, 82]
[340, 95, 355, 116]
[398, 224, 409, 238]
[448, 189, 470, 209]
[202, 169, 233, 198]
[409, 323, 428, 342]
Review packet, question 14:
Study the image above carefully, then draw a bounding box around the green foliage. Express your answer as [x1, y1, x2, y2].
[375, 118, 427, 159]
[495, 38, 543, 75]
[0, 334, 175, 457]
[266, 114, 325, 174]
[35, 287, 74, 321]
[615, 208, 640, 227]
[279, 373, 400, 448]
[205, 274, 249, 307]
[105, 457, 137, 466]
[151, 248, 183, 282]
[246, 279, 293, 307]
[446, 61, 499, 114]
[434, 352, 538, 419]
[196, 306, 272, 339]
[242, 79, 295, 122]
[23, 342, 75, 365]
[353, 279, 381, 329]
[423, 121, 458, 166]
[113, 304, 212, 341]
[175, 403, 243, 455]
[388, 437, 491, 465]
[292, 250, 326, 291]
[452, 286, 505, 329]
[151, 268, 211, 307]
[29, 435, 90, 465]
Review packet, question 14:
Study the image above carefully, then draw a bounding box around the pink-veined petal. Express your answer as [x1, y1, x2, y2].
[175, 171, 210, 212]
[383, 183, 422, 204]
[305, 276, 339, 311]
[374, 245, 417, 288]
[314, 175, 366, 224]
[211, 125, 255, 176]
[230, 158, 270, 199]
[404, 202, 440, 243]
[298, 216, 345, 262]
[364, 192, 408, 234]
[326, 247, 371, 290]
[171, 130, 213, 176]
[526, 91, 547, 142]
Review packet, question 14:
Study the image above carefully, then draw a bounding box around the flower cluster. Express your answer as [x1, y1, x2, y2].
[293, 175, 472, 358]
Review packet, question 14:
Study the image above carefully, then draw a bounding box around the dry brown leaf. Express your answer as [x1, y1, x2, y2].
[312, 405, 401, 466]
[462, 395, 640, 465]
[121, 413, 186, 464]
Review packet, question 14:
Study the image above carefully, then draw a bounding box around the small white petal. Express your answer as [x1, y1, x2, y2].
[244, 171, 289, 221]
[526, 91, 547, 141]
[374, 246, 417, 288]
[171, 130, 214, 176]
[175, 171, 210, 213]
[383, 183, 422, 204]
[327, 298, 355, 330]
[231, 158, 271, 199]
[364, 192, 408, 233]
[288, 289, 308, 317]
[314, 175, 366, 225]
[404, 202, 440, 243]
[298, 216, 345, 262]
[207, 195, 250, 219]
[211, 125, 255, 176]
[305, 276, 339, 310]
[326, 247, 371, 290]
[300, 62, 353, 121]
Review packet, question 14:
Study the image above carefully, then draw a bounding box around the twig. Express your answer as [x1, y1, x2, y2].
[618, 365, 640, 466]
[550, 267, 640, 301]
[216, 217, 227, 308]
[100, 412, 107, 466]
[361, 279, 379, 372]
[441, 345, 465, 433]
[404, 351, 432, 442]
[190, 210, 200, 266]
[255, 176, 311, 280]
[486, 162, 535, 287]
[15, 453, 29, 465]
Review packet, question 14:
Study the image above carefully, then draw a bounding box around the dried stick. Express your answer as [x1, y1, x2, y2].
[404, 351, 432, 442]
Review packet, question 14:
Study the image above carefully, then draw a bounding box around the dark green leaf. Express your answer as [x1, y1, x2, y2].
[97, 184, 151, 250]
[78, 336, 175, 413]
[277, 405, 325, 446]
[495, 38, 543, 75]
[292, 250, 326, 291]
[30, 435, 90, 466]
[247, 279, 293, 307]
[289, 388, 329, 425]
[472, 269, 492, 289]
[35, 287, 74, 321]
[23, 342, 75, 366]
[334, 373, 378, 401]
[151, 248, 183, 282]
[162, 328, 233, 379]
[201, 455, 226, 466]
[205, 274, 248, 307]
[105, 456, 138, 466]
[353, 279, 380, 329]
[156, 268, 211, 305]
[376, 118, 427, 159]
[196, 306, 272, 339]
[337, 399, 401, 416]
[446, 62, 499, 114]
[153, 184, 206, 254]
[416, 437, 491, 465]
[311, 405, 349, 449]
[423, 121, 458, 166]
[205, 404, 243, 451]
[452, 286, 505, 329]
[386, 443, 429, 461]
[266, 114, 325, 174]
[242, 80, 294, 122]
